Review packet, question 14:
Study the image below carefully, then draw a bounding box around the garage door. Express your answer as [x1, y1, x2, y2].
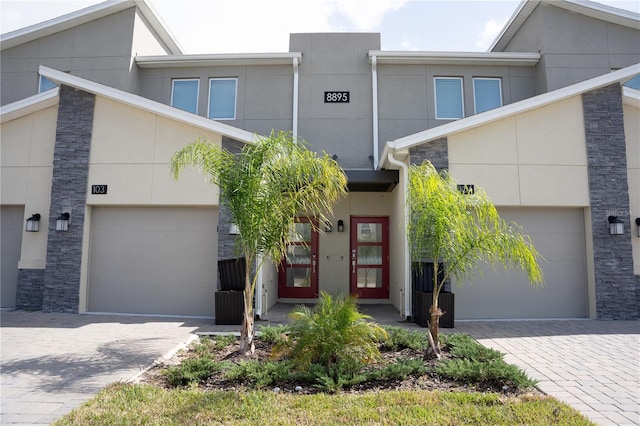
[88, 207, 218, 317]
[1, 206, 24, 308]
[454, 208, 587, 319]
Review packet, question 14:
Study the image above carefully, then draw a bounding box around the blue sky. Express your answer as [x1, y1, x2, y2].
[1, 0, 638, 53]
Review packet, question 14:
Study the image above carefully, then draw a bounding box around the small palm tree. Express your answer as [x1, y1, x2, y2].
[285, 291, 388, 369]
[171, 131, 347, 355]
[407, 162, 544, 356]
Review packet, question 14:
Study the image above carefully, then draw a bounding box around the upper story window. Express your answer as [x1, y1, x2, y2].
[473, 78, 502, 114]
[208, 78, 237, 120]
[624, 75, 640, 90]
[38, 75, 57, 93]
[171, 79, 199, 114]
[434, 77, 464, 120]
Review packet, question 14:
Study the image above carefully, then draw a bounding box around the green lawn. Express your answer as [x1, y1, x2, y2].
[55, 383, 594, 425]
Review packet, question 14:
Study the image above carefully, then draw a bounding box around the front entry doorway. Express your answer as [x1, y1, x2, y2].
[350, 217, 389, 299]
[278, 217, 319, 298]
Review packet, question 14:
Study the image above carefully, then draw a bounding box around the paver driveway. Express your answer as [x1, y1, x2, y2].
[455, 320, 640, 426]
[0, 311, 211, 425]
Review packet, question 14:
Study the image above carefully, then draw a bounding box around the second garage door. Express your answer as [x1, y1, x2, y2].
[88, 206, 218, 317]
[453, 208, 588, 320]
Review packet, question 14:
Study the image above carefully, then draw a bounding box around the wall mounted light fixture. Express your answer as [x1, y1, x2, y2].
[337, 219, 344, 233]
[229, 223, 240, 235]
[635, 218, 640, 237]
[56, 212, 70, 232]
[324, 220, 332, 232]
[26, 213, 41, 232]
[607, 215, 623, 236]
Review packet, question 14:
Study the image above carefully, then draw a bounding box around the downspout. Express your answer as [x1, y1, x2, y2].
[387, 150, 411, 319]
[255, 255, 263, 318]
[371, 55, 379, 170]
[292, 57, 299, 138]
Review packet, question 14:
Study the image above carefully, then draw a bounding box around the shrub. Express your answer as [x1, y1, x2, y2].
[380, 326, 429, 351]
[304, 361, 369, 393]
[224, 360, 296, 388]
[258, 324, 290, 345]
[370, 358, 428, 381]
[286, 291, 388, 369]
[165, 357, 225, 387]
[435, 359, 537, 389]
[196, 335, 237, 354]
[441, 333, 503, 362]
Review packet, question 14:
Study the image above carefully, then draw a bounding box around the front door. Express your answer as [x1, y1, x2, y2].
[278, 217, 319, 298]
[350, 217, 389, 299]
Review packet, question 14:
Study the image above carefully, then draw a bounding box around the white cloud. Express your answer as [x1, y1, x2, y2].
[334, 0, 408, 31]
[474, 18, 506, 50]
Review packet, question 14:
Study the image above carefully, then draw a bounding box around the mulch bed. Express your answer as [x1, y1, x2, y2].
[135, 336, 542, 396]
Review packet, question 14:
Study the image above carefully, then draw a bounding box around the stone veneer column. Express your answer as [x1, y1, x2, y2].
[408, 138, 448, 173]
[582, 84, 637, 319]
[41, 86, 95, 313]
[408, 137, 451, 292]
[216, 139, 245, 288]
[15, 269, 45, 310]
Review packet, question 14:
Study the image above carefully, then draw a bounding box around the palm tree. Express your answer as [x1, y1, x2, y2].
[407, 161, 544, 356]
[171, 131, 347, 354]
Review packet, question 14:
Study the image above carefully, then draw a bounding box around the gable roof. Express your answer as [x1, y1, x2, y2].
[0, 0, 182, 54]
[0, 66, 257, 144]
[380, 63, 640, 167]
[490, 0, 640, 52]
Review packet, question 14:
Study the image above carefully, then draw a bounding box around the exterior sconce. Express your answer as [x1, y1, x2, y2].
[635, 218, 640, 237]
[26, 213, 41, 232]
[324, 220, 332, 233]
[337, 219, 344, 233]
[607, 216, 623, 236]
[56, 212, 70, 232]
[229, 223, 240, 235]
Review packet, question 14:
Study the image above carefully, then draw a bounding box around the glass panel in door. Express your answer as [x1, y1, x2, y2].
[278, 218, 318, 298]
[350, 217, 389, 298]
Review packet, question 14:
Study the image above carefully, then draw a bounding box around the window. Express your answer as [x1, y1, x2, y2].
[171, 79, 199, 114]
[624, 75, 640, 90]
[473, 78, 502, 114]
[38, 75, 57, 93]
[208, 78, 237, 120]
[434, 77, 463, 120]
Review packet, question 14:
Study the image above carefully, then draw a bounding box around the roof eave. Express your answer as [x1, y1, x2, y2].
[368, 50, 540, 66]
[136, 52, 303, 68]
[0, 0, 182, 54]
[0, 88, 60, 124]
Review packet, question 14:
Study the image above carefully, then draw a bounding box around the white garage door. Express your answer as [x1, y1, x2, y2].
[454, 208, 588, 319]
[1, 206, 24, 308]
[88, 207, 218, 317]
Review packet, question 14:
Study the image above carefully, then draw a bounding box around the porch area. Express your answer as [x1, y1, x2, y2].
[197, 303, 424, 334]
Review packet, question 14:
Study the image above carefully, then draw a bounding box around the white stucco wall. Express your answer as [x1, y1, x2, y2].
[1, 106, 57, 269]
[448, 96, 589, 207]
[623, 102, 640, 273]
[88, 97, 221, 206]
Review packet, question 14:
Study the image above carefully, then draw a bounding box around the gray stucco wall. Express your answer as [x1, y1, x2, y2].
[1, 9, 138, 105]
[41, 86, 94, 313]
[501, 3, 640, 92]
[582, 83, 637, 320]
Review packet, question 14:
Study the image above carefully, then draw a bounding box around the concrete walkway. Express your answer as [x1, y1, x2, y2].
[1, 308, 638, 425]
[0, 311, 211, 425]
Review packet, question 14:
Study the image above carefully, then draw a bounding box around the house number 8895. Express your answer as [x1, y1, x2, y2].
[324, 91, 349, 103]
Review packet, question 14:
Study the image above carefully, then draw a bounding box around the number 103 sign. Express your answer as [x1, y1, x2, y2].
[324, 91, 349, 103]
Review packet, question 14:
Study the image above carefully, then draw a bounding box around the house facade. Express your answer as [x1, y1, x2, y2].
[1, 0, 638, 321]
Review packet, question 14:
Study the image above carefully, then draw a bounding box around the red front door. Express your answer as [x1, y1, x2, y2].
[278, 217, 319, 298]
[350, 217, 389, 299]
